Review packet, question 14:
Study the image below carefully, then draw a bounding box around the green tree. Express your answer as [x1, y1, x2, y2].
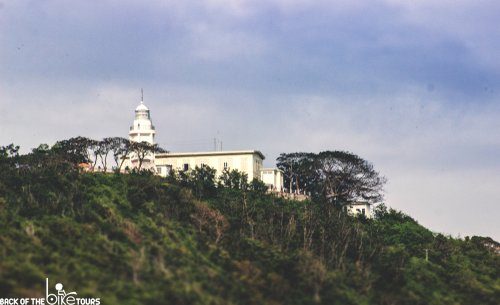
[278, 151, 386, 206]
[109, 137, 132, 172]
[219, 169, 248, 190]
[189, 165, 217, 199]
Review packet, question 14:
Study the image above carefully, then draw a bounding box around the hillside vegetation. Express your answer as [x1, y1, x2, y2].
[0, 143, 498, 305]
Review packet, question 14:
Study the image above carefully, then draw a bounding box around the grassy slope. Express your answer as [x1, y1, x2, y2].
[0, 172, 498, 305]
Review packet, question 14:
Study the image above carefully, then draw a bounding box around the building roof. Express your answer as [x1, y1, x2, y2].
[348, 201, 371, 206]
[135, 101, 149, 111]
[156, 150, 265, 160]
[261, 167, 283, 173]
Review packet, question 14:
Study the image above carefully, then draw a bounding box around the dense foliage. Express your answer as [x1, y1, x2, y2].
[0, 143, 498, 305]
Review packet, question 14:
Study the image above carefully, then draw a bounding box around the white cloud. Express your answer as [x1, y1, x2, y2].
[187, 24, 269, 61]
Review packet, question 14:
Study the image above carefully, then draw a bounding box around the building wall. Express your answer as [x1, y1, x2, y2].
[347, 202, 372, 218]
[261, 168, 284, 191]
[154, 151, 264, 181]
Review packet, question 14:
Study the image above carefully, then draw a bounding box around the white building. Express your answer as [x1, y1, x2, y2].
[123, 97, 374, 215]
[155, 150, 265, 182]
[261, 168, 284, 191]
[127, 98, 156, 170]
[125, 99, 283, 190]
[346, 202, 372, 218]
[129, 101, 155, 145]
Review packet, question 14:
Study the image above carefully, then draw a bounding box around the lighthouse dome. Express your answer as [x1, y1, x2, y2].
[135, 101, 149, 111]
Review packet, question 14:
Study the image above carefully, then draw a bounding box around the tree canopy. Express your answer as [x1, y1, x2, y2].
[277, 151, 386, 206]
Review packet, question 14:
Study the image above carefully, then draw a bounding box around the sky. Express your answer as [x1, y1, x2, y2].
[0, 0, 499, 240]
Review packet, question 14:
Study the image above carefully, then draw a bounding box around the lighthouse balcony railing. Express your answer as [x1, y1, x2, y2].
[130, 126, 155, 131]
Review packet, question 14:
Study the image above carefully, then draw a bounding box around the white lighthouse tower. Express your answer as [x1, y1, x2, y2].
[128, 89, 156, 169]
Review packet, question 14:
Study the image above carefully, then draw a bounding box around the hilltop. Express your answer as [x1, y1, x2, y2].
[0, 143, 498, 305]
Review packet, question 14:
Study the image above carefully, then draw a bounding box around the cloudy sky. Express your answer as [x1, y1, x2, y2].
[1, 0, 499, 240]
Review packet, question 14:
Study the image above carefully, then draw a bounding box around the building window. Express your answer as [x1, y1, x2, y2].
[183, 163, 189, 171]
[157, 166, 162, 174]
[163, 165, 172, 176]
[362, 208, 366, 215]
[223, 162, 228, 169]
